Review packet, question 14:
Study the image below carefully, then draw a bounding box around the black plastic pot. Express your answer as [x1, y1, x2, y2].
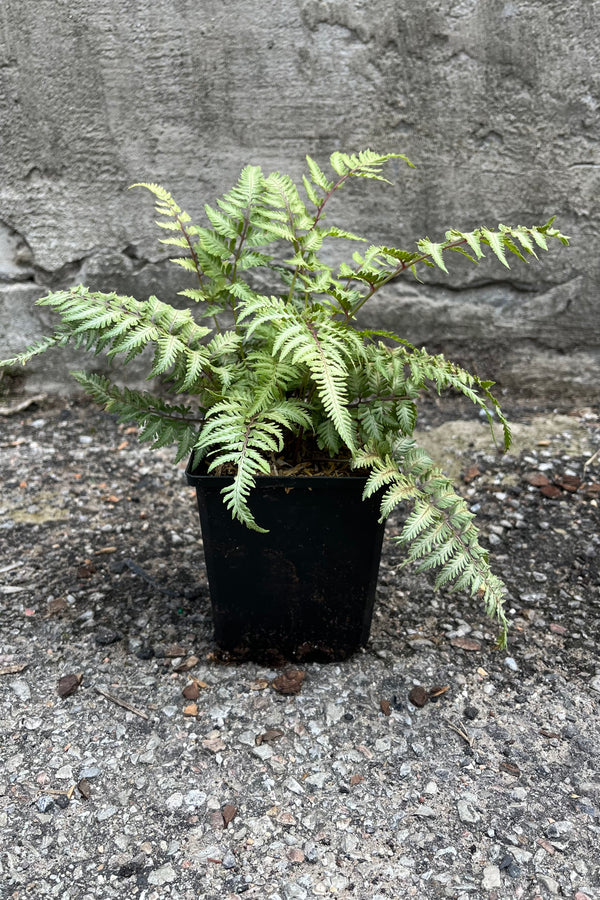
[186, 459, 386, 662]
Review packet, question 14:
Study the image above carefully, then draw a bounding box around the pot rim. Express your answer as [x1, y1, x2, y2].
[185, 454, 370, 487]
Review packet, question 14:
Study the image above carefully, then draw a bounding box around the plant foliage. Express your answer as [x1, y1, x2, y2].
[1, 150, 569, 645]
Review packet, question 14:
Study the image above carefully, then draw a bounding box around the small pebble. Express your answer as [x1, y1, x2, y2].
[537, 874, 560, 894]
[36, 795, 54, 813]
[457, 800, 480, 824]
[546, 820, 573, 838]
[284, 776, 305, 795]
[94, 626, 121, 646]
[283, 883, 308, 900]
[413, 804, 436, 818]
[79, 766, 101, 780]
[96, 806, 118, 821]
[184, 789, 207, 808]
[148, 863, 177, 885]
[10, 680, 31, 702]
[165, 791, 183, 811]
[482, 865, 501, 889]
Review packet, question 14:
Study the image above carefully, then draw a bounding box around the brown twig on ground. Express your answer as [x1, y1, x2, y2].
[583, 447, 599, 473]
[94, 686, 149, 720]
[0, 663, 28, 676]
[446, 720, 475, 748]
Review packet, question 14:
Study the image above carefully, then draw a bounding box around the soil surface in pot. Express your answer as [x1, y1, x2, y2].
[0, 390, 598, 899]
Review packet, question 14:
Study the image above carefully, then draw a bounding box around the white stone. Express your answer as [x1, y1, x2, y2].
[184, 789, 207, 808]
[413, 804, 436, 818]
[457, 800, 480, 824]
[284, 776, 305, 795]
[325, 702, 344, 725]
[304, 772, 328, 789]
[511, 847, 533, 864]
[537, 874, 560, 894]
[96, 806, 118, 821]
[148, 863, 177, 885]
[253, 744, 274, 761]
[10, 680, 31, 702]
[24, 717, 42, 730]
[482, 865, 501, 889]
[165, 792, 183, 811]
[283, 883, 308, 900]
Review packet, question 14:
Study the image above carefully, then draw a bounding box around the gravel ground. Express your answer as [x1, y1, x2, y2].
[1, 393, 599, 900]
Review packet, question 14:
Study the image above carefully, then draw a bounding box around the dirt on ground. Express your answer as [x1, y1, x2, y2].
[0, 391, 599, 900]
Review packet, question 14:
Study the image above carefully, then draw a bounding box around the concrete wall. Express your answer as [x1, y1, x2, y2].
[1, 0, 598, 401]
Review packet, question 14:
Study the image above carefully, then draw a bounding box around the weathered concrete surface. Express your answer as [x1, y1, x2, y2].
[415, 413, 597, 481]
[0, 0, 598, 399]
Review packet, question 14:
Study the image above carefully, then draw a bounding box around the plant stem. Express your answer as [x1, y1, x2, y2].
[347, 237, 470, 319]
[176, 213, 221, 334]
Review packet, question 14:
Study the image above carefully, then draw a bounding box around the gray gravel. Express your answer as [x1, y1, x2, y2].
[1, 395, 599, 900]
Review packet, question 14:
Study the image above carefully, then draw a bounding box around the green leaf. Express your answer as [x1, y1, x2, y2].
[329, 151, 349, 177]
[481, 227, 509, 268]
[325, 225, 366, 242]
[306, 155, 334, 192]
[302, 174, 320, 207]
[417, 238, 448, 272]
[462, 230, 484, 259]
[529, 227, 548, 251]
[204, 204, 239, 239]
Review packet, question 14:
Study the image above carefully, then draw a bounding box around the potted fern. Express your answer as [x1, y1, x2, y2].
[1, 151, 568, 660]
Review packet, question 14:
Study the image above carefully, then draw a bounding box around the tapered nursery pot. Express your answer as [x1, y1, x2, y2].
[186, 459, 386, 662]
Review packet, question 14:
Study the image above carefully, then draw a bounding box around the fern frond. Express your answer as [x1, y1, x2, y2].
[264, 172, 312, 227]
[416, 238, 449, 273]
[71, 372, 202, 463]
[243, 351, 303, 415]
[204, 204, 239, 240]
[306, 155, 334, 194]
[353, 442, 509, 644]
[196, 395, 309, 531]
[0, 332, 69, 368]
[303, 175, 320, 208]
[401, 500, 438, 541]
[329, 150, 414, 182]
[234, 164, 265, 207]
[130, 182, 190, 223]
[324, 225, 366, 242]
[28, 287, 214, 392]
[315, 418, 344, 456]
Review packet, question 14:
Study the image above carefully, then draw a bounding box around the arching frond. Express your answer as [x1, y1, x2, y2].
[1, 150, 569, 641]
